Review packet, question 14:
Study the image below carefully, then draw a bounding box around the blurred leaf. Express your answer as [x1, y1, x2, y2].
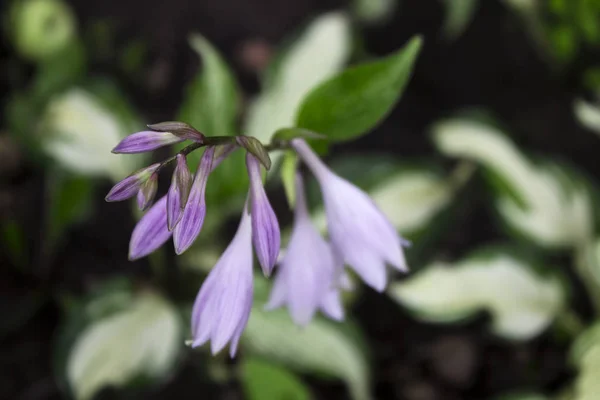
[243, 306, 370, 400]
[63, 288, 182, 400]
[433, 118, 594, 249]
[570, 321, 600, 400]
[47, 173, 94, 246]
[0, 291, 45, 340]
[32, 40, 87, 99]
[352, 0, 398, 24]
[41, 87, 144, 181]
[281, 151, 299, 208]
[389, 251, 566, 340]
[296, 36, 422, 142]
[1, 220, 27, 268]
[574, 96, 600, 137]
[241, 358, 311, 400]
[494, 394, 549, 400]
[245, 12, 351, 158]
[9, 0, 76, 61]
[441, 0, 479, 40]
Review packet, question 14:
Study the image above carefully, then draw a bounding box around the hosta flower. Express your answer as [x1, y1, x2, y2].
[112, 130, 185, 154]
[190, 208, 253, 356]
[129, 195, 171, 260]
[292, 139, 409, 291]
[246, 153, 280, 276]
[173, 147, 215, 254]
[266, 173, 345, 325]
[137, 172, 158, 211]
[105, 163, 160, 202]
[167, 154, 193, 230]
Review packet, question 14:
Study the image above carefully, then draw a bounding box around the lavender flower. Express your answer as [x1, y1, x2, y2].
[137, 172, 158, 211]
[173, 147, 215, 254]
[105, 163, 160, 202]
[112, 130, 184, 154]
[292, 139, 409, 292]
[190, 208, 253, 357]
[246, 153, 280, 276]
[129, 195, 172, 260]
[265, 174, 345, 325]
[167, 154, 192, 230]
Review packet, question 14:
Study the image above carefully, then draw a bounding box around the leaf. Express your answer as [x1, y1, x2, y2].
[352, 0, 398, 24]
[244, 12, 351, 154]
[41, 87, 145, 181]
[494, 394, 549, 400]
[1, 220, 28, 267]
[388, 251, 566, 340]
[241, 358, 311, 400]
[570, 322, 600, 400]
[433, 118, 594, 249]
[243, 306, 370, 400]
[177, 33, 239, 167]
[442, 0, 480, 40]
[574, 96, 600, 137]
[64, 289, 182, 400]
[295, 36, 422, 142]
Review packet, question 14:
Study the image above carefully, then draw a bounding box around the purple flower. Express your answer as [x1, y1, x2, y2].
[167, 154, 192, 230]
[105, 163, 160, 202]
[190, 208, 253, 357]
[137, 173, 158, 211]
[129, 195, 172, 260]
[246, 153, 280, 276]
[292, 139, 408, 292]
[265, 174, 345, 325]
[112, 131, 184, 154]
[173, 147, 215, 254]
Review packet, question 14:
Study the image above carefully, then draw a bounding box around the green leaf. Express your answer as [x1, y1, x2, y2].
[574, 96, 600, 137]
[295, 36, 422, 142]
[280, 151, 299, 208]
[243, 306, 370, 400]
[241, 358, 311, 400]
[570, 322, 600, 400]
[442, 0, 480, 40]
[1, 220, 28, 268]
[433, 118, 594, 249]
[245, 12, 351, 158]
[493, 394, 549, 400]
[177, 33, 239, 167]
[352, 0, 398, 24]
[47, 173, 94, 246]
[388, 250, 566, 340]
[62, 288, 182, 400]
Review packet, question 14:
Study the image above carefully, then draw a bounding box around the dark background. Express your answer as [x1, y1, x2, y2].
[2, 0, 599, 399]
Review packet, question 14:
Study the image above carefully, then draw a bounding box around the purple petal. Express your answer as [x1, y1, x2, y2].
[167, 154, 192, 230]
[319, 290, 345, 321]
[173, 147, 215, 254]
[105, 163, 159, 202]
[246, 153, 280, 276]
[112, 131, 184, 154]
[137, 173, 158, 211]
[128, 195, 172, 260]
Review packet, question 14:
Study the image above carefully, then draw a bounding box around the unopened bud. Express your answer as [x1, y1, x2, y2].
[147, 121, 205, 142]
[236, 136, 271, 170]
[137, 173, 158, 211]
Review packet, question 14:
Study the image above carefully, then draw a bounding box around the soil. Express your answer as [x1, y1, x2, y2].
[1, 0, 599, 399]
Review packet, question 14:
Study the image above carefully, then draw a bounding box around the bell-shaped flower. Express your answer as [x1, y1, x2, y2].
[105, 163, 160, 202]
[167, 154, 193, 230]
[112, 130, 185, 154]
[190, 208, 254, 357]
[265, 174, 345, 325]
[246, 153, 280, 276]
[173, 147, 215, 254]
[128, 195, 172, 260]
[292, 139, 408, 292]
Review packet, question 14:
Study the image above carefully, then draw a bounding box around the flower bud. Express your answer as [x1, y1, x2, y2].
[137, 173, 158, 211]
[147, 121, 205, 142]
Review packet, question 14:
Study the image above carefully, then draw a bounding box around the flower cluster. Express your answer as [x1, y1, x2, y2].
[107, 123, 409, 356]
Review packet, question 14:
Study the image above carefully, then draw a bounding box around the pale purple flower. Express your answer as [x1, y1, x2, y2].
[265, 174, 345, 325]
[190, 208, 253, 357]
[105, 163, 160, 202]
[292, 139, 408, 292]
[173, 147, 215, 254]
[246, 153, 280, 276]
[112, 131, 184, 154]
[129, 195, 171, 260]
[167, 154, 192, 230]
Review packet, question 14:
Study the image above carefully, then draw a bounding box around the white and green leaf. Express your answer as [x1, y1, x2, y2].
[570, 322, 600, 400]
[433, 118, 594, 249]
[65, 290, 182, 400]
[388, 252, 566, 340]
[574, 95, 600, 137]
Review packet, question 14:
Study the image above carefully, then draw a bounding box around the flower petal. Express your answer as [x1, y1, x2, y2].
[246, 153, 280, 276]
[173, 147, 215, 254]
[167, 154, 192, 230]
[128, 195, 172, 260]
[105, 163, 160, 202]
[112, 131, 184, 154]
